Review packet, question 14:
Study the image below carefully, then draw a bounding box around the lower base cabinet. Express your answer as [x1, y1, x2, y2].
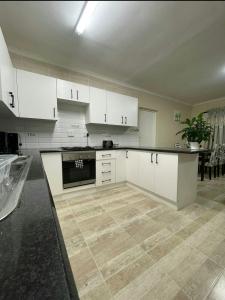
[96, 159, 116, 186]
[126, 150, 178, 203]
[41, 150, 198, 209]
[41, 153, 63, 196]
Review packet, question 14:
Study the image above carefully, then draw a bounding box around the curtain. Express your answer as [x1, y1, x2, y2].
[206, 108, 225, 166]
[207, 108, 225, 150]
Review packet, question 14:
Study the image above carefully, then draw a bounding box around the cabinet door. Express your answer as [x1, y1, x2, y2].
[107, 91, 138, 126]
[57, 79, 74, 101]
[0, 28, 18, 116]
[17, 70, 57, 120]
[115, 150, 126, 182]
[107, 91, 125, 125]
[124, 95, 138, 127]
[0, 67, 18, 116]
[87, 87, 107, 124]
[75, 82, 89, 103]
[139, 151, 155, 191]
[57, 79, 89, 103]
[154, 153, 178, 202]
[126, 151, 140, 185]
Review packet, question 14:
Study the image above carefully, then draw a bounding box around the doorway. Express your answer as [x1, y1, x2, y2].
[138, 108, 156, 147]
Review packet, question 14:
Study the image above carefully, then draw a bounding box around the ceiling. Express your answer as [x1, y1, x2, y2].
[0, 1, 225, 104]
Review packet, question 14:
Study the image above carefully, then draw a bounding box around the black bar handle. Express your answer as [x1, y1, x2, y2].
[121, 116, 123, 124]
[76, 90, 79, 100]
[9, 92, 15, 108]
[151, 153, 153, 163]
[156, 153, 158, 164]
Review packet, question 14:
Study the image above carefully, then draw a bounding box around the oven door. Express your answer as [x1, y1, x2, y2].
[62, 158, 96, 188]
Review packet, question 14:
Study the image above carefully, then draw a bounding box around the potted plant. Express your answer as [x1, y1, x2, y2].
[176, 113, 212, 150]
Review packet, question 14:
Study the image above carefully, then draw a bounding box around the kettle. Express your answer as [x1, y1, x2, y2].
[102, 140, 113, 149]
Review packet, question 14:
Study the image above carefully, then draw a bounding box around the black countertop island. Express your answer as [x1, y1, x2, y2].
[0, 150, 79, 300]
[40, 146, 209, 154]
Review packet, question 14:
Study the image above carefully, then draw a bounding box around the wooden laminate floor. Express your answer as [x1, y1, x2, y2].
[54, 179, 225, 300]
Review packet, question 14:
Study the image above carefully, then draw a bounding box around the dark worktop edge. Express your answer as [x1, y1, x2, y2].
[40, 146, 209, 154]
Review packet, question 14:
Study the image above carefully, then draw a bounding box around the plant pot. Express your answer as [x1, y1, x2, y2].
[189, 142, 200, 150]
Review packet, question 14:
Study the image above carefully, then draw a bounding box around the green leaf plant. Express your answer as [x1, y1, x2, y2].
[176, 113, 213, 144]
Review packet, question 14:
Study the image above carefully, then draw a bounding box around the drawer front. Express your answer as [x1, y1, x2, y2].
[96, 160, 115, 186]
[96, 151, 116, 160]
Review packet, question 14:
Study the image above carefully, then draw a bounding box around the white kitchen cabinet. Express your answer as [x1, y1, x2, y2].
[138, 151, 155, 192]
[57, 79, 89, 104]
[115, 150, 126, 182]
[126, 150, 140, 185]
[86, 87, 138, 127]
[41, 153, 63, 196]
[0, 27, 18, 116]
[107, 91, 125, 126]
[124, 95, 138, 126]
[106, 91, 138, 127]
[126, 150, 178, 203]
[17, 69, 57, 120]
[154, 153, 178, 202]
[86, 87, 107, 124]
[96, 150, 116, 186]
[96, 159, 116, 186]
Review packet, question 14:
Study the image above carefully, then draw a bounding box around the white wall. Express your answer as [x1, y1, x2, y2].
[0, 102, 139, 149]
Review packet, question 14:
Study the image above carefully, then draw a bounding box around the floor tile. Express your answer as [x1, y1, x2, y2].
[205, 239, 225, 268]
[147, 234, 183, 262]
[169, 248, 208, 288]
[78, 213, 117, 239]
[207, 270, 225, 300]
[141, 228, 172, 253]
[100, 244, 145, 280]
[141, 274, 180, 300]
[87, 227, 137, 267]
[106, 254, 155, 296]
[113, 262, 165, 300]
[183, 259, 223, 300]
[130, 198, 159, 214]
[123, 215, 164, 243]
[80, 283, 112, 300]
[69, 248, 103, 297]
[176, 220, 203, 240]
[108, 205, 142, 224]
[73, 205, 104, 222]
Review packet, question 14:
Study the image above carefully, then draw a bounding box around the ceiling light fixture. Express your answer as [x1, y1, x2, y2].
[75, 1, 99, 35]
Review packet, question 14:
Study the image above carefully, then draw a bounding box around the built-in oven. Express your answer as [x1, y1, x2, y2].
[62, 151, 96, 188]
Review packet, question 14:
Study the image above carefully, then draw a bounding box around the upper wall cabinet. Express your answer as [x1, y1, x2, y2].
[107, 91, 138, 127]
[57, 79, 89, 104]
[16, 69, 57, 120]
[86, 86, 107, 124]
[86, 87, 138, 127]
[0, 28, 18, 116]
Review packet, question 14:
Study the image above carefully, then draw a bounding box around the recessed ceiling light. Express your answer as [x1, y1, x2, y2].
[75, 1, 99, 35]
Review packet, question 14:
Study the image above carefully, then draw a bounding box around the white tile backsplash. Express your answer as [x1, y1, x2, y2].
[0, 102, 139, 149]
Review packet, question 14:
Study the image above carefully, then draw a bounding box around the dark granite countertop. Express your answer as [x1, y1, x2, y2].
[40, 146, 210, 154]
[0, 149, 79, 300]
